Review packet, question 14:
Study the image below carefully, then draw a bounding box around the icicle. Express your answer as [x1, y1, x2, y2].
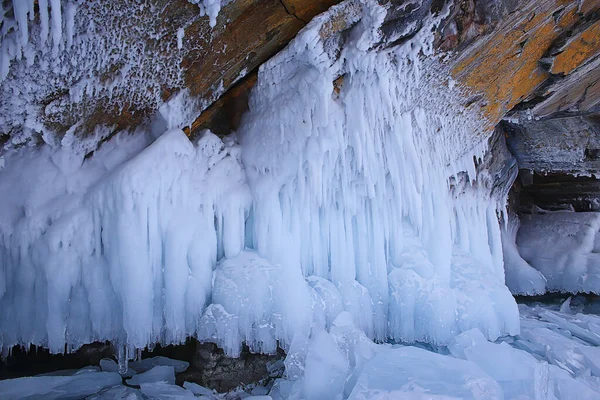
[117, 343, 129, 375]
[39, 0, 50, 47]
[50, 0, 62, 53]
[65, 2, 77, 50]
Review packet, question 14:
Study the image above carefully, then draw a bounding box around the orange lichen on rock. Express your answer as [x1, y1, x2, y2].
[551, 21, 600, 75]
[450, 0, 581, 128]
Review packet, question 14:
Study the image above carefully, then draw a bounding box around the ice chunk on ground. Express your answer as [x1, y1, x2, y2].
[139, 382, 196, 399]
[0, 371, 121, 400]
[125, 365, 175, 386]
[183, 381, 215, 397]
[517, 211, 600, 293]
[87, 385, 144, 400]
[128, 356, 189, 374]
[347, 346, 503, 399]
[303, 328, 349, 399]
[449, 329, 554, 398]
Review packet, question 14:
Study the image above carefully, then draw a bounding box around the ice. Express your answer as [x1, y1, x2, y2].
[87, 385, 144, 400]
[188, 0, 222, 28]
[276, 306, 600, 399]
[239, 0, 518, 346]
[348, 346, 504, 399]
[0, 371, 121, 400]
[0, 129, 251, 355]
[129, 356, 190, 374]
[125, 365, 176, 386]
[303, 328, 349, 399]
[99, 358, 137, 377]
[502, 215, 547, 295]
[198, 250, 314, 356]
[183, 381, 216, 397]
[517, 211, 600, 293]
[449, 329, 553, 398]
[139, 382, 196, 400]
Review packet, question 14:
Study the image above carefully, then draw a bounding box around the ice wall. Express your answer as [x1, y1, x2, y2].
[240, 0, 519, 345]
[0, 129, 251, 354]
[0, 0, 520, 359]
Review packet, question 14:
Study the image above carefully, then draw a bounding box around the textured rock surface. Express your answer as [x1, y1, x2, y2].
[0, 0, 341, 151]
[180, 342, 284, 392]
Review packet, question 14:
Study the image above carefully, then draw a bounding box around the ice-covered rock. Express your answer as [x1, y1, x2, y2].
[0, 129, 250, 354]
[240, 0, 519, 346]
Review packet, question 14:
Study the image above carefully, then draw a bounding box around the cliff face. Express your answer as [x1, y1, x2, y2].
[1, 0, 599, 209]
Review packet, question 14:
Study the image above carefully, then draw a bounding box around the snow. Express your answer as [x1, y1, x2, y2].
[517, 211, 600, 293]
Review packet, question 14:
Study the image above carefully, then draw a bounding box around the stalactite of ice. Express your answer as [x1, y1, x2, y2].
[188, 0, 222, 28]
[0, 129, 251, 355]
[239, 0, 519, 346]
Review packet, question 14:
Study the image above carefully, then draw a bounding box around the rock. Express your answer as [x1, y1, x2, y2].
[0, 0, 342, 151]
[177, 342, 285, 393]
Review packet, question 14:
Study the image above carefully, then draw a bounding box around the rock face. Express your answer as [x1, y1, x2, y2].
[0, 0, 341, 151]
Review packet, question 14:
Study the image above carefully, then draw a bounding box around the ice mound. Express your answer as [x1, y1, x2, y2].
[198, 250, 314, 356]
[517, 211, 600, 294]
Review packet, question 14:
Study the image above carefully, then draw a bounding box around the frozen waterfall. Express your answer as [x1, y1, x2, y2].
[0, 0, 519, 364]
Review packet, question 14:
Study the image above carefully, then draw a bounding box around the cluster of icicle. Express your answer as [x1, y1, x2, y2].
[0, 0, 519, 370]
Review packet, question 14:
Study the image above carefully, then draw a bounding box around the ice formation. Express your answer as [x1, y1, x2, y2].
[517, 211, 600, 294]
[0, 128, 251, 355]
[0, 0, 226, 153]
[239, 0, 518, 346]
[188, 0, 223, 28]
[501, 215, 547, 295]
[0, 0, 526, 362]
